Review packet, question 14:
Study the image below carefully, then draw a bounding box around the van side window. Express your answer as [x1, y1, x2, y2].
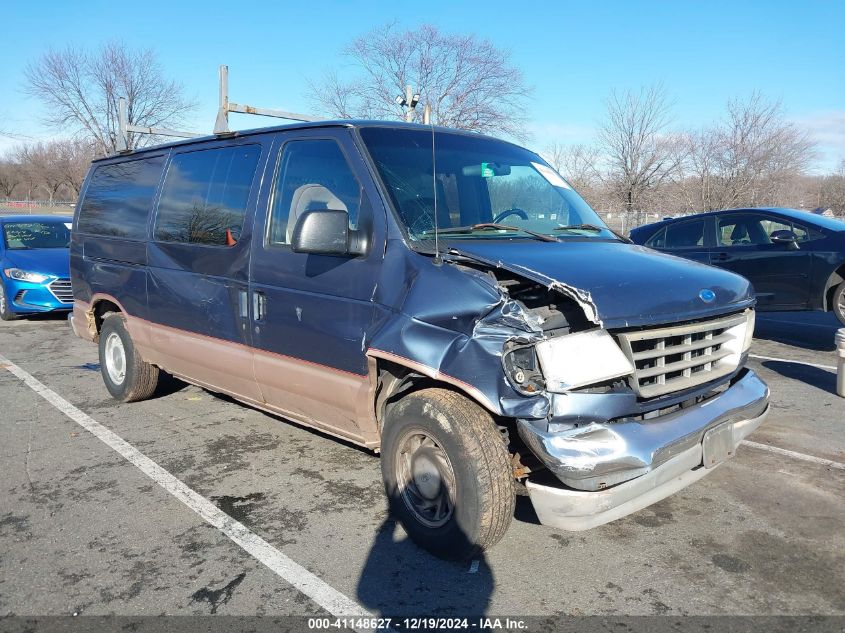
[78, 156, 165, 239]
[155, 145, 261, 246]
[268, 140, 361, 245]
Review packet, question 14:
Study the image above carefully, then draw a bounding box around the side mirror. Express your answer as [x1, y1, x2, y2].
[770, 230, 799, 249]
[290, 209, 367, 256]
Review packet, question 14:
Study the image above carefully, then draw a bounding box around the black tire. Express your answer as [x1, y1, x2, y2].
[98, 313, 159, 402]
[380, 388, 514, 560]
[0, 283, 17, 321]
[833, 281, 845, 327]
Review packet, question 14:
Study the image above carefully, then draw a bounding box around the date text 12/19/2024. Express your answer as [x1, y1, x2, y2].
[308, 617, 528, 630]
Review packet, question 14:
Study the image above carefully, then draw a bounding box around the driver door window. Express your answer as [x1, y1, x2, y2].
[717, 214, 809, 246]
[267, 140, 361, 246]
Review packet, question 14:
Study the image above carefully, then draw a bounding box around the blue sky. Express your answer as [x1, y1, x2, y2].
[2, 0, 843, 169]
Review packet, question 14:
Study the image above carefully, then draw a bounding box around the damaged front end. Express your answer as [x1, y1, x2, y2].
[369, 246, 769, 532]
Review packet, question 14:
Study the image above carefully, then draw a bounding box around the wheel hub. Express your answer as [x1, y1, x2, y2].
[395, 431, 456, 528]
[411, 453, 443, 500]
[104, 332, 127, 385]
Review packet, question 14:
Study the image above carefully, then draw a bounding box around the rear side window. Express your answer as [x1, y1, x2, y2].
[664, 220, 705, 249]
[155, 145, 261, 246]
[644, 227, 666, 248]
[78, 156, 165, 239]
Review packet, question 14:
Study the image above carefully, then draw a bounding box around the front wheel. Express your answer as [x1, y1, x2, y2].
[380, 388, 514, 560]
[98, 313, 159, 402]
[0, 283, 17, 321]
[833, 281, 845, 326]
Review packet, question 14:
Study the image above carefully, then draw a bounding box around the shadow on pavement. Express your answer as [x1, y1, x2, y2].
[760, 360, 838, 395]
[356, 518, 494, 621]
[754, 312, 841, 352]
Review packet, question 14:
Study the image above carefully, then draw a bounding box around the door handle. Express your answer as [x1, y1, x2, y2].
[712, 252, 730, 262]
[238, 290, 249, 318]
[252, 291, 267, 321]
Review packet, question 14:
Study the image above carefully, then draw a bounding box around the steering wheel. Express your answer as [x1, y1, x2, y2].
[493, 208, 529, 224]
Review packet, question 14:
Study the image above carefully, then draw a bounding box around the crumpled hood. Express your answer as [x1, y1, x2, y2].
[2, 248, 70, 279]
[451, 240, 755, 329]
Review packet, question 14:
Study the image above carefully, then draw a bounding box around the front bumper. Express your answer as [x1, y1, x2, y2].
[518, 369, 769, 530]
[2, 279, 72, 313]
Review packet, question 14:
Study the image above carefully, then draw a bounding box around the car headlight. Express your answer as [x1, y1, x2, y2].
[3, 268, 50, 283]
[535, 329, 635, 392]
[502, 342, 545, 395]
[504, 330, 635, 395]
[743, 309, 755, 352]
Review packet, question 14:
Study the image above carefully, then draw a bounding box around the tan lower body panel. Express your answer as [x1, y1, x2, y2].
[131, 318, 264, 405]
[127, 315, 379, 448]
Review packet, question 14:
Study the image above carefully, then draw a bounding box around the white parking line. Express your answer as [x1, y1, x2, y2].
[0, 353, 370, 620]
[749, 353, 837, 372]
[740, 440, 845, 471]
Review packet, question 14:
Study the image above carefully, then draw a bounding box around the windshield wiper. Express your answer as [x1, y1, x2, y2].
[554, 223, 633, 243]
[423, 223, 557, 242]
[553, 223, 605, 233]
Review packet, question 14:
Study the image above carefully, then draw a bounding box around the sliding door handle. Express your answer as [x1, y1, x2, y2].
[252, 291, 267, 321]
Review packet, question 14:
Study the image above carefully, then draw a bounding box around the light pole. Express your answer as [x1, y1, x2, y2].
[395, 85, 420, 122]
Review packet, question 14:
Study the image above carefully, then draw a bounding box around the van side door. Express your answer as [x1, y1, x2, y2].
[248, 129, 385, 445]
[144, 138, 271, 401]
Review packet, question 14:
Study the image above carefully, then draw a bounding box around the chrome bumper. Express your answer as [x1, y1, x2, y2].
[519, 369, 769, 531]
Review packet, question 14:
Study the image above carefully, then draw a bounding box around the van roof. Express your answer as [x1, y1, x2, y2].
[94, 119, 514, 163]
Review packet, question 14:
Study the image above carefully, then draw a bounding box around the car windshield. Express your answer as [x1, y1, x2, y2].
[3, 222, 71, 250]
[359, 127, 616, 243]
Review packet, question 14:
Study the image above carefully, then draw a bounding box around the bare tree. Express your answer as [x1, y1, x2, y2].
[683, 93, 816, 210]
[0, 158, 21, 198]
[25, 42, 196, 155]
[18, 142, 69, 203]
[309, 23, 532, 140]
[597, 85, 683, 225]
[53, 139, 96, 196]
[543, 143, 601, 190]
[817, 159, 845, 215]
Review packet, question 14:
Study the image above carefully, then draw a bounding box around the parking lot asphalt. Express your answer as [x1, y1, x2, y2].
[1, 311, 843, 619]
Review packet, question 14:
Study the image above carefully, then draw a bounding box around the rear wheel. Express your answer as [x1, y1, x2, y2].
[98, 313, 159, 402]
[0, 283, 17, 321]
[380, 388, 514, 560]
[833, 281, 845, 326]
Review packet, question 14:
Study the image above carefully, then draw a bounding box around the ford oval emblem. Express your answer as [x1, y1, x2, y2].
[699, 289, 716, 303]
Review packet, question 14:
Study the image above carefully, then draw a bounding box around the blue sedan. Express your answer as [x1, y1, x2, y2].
[630, 207, 845, 325]
[0, 215, 73, 320]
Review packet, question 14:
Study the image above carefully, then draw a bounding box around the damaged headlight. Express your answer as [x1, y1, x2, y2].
[502, 342, 545, 395]
[536, 330, 634, 393]
[503, 330, 635, 395]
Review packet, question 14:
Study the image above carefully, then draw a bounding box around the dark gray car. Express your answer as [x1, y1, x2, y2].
[631, 207, 845, 325]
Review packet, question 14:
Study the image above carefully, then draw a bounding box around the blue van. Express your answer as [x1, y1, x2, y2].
[70, 121, 769, 559]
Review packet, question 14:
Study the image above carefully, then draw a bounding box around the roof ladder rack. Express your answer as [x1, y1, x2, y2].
[213, 64, 321, 134]
[116, 97, 202, 152]
[114, 64, 323, 153]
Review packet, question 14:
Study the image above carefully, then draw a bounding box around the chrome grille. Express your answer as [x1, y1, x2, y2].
[616, 311, 751, 399]
[48, 278, 74, 304]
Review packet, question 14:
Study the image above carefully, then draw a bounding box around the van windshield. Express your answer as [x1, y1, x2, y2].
[3, 222, 71, 250]
[359, 127, 615, 243]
